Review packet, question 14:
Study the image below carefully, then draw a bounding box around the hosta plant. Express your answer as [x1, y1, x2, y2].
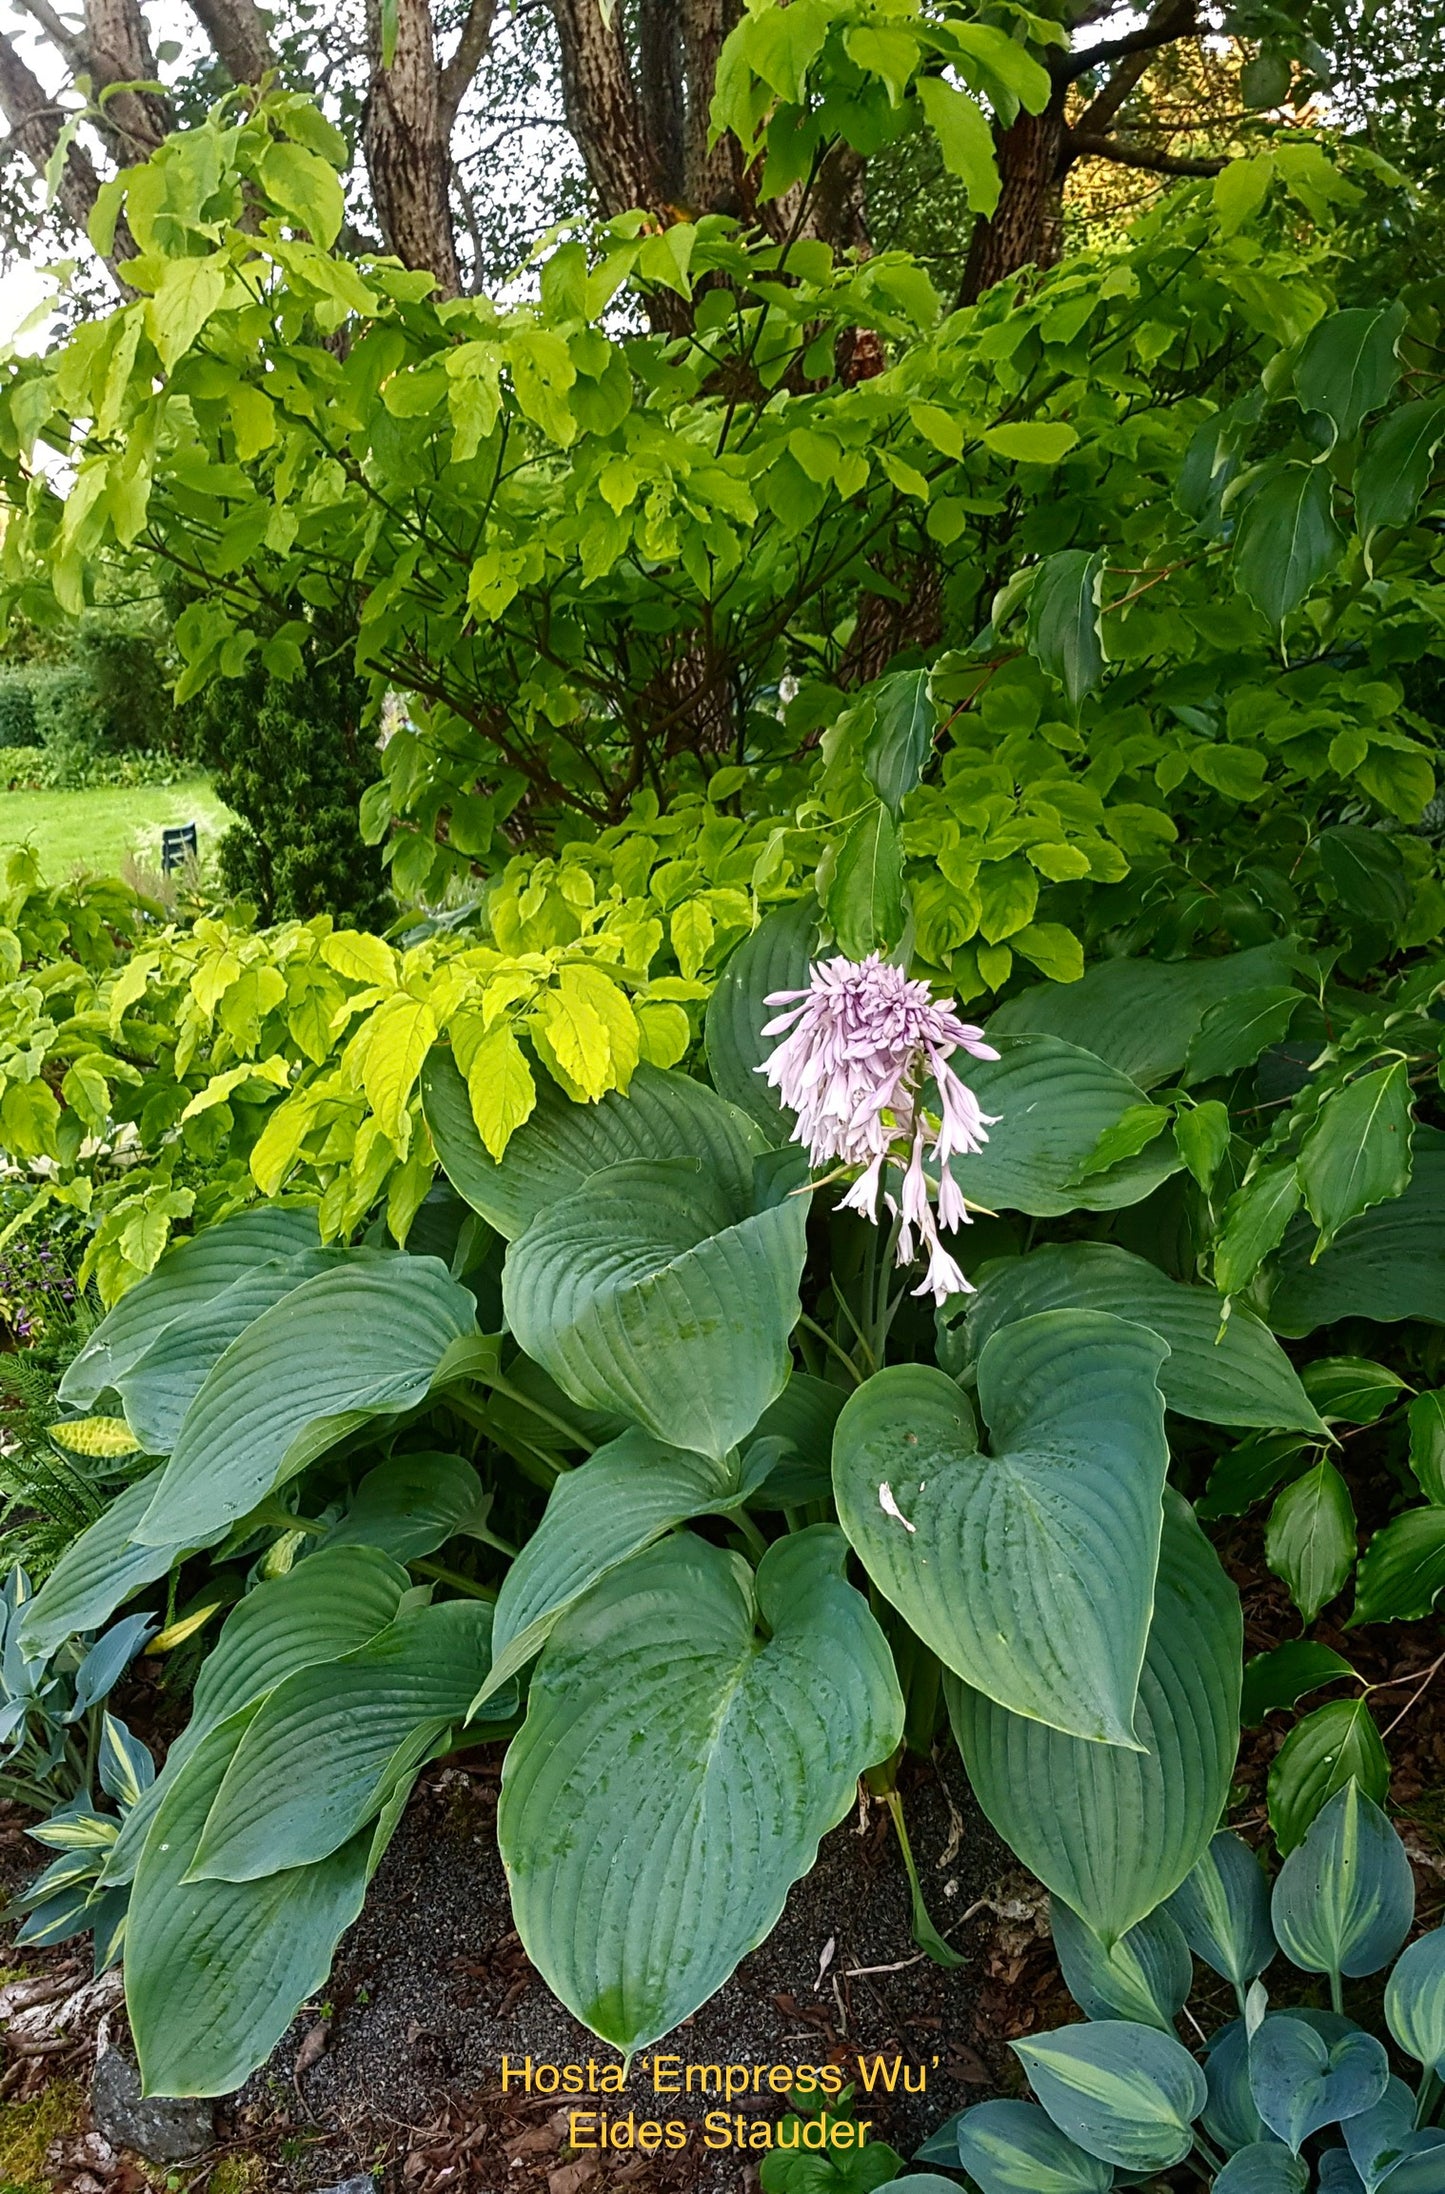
[921, 1784, 1445, 2193]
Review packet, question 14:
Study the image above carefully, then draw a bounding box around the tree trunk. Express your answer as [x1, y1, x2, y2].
[547, 0, 659, 216]
[182, 0, 274, 87]
[83, 0, 174, 162]
[363, 0, 462, 297]
[962, 103, 1067, 301]
[0, 27, 106, 242]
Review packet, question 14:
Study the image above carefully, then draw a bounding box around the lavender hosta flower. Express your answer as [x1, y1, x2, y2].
[759, 952, 1000, 1302]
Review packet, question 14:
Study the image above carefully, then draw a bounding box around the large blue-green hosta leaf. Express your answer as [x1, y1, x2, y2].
[966, 1244, 1323, 1433]
[502, 1150, 808, 1461]
[988, 944, 1295, 1090]
[1014, 2020, 1207, 2172]
[124, 1708, 383, 2096]
[947, 1036, 1181, 1216]
[1268, 1132, 1445, 1333]
[834, 1310, 1168, 1744]
[424, 1049, 763, 1237]
[134, 1256, 477, 1548]
[103, 1545, 410, 1886]
[60, 1208, 322, 1407]
[704, 898, 817, 1135]
[947, 1492, 1242, 1942]
[1271, 1782, 1415, 1982]
[18, 1470, 195, 1659]
[479, 1429, 774, 1709]
[497, 1527, 902, 2053]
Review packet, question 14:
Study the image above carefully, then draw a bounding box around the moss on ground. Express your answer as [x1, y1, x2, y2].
[207, 2158, 268, 2194]
[0, 2075, 87, 2190]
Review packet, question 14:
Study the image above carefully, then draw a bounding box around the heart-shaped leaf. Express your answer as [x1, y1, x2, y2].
[124, 1709, 379, 2096]
[502, 1150, 809, 1462]
[944, 1036, 1181, 1216]
[1166, 1830, 1278, 1990]
[988, 944, 1296, 1090]
[1214, 2144, 1309, 2193]
[115, 1246, 341, 1453]
[425, 1048, 763, 1237]
[481, 1430, 774, 1709]
[949, 2099, 1113, 2193]
[966, 1243, 1323, 1433]
[1204, 2022, 1269, 2156]
[1249, 2015, 1390, 2153]
[317, 1451, 489, 1562]
[1344, 2076, 1445, 2194]
[704, 898, 817, 1134]
[188, 1599, 496, 1881]
[497, 1527, 902, 2052]
[59, 1207, 322, 1407]
[1051, 1898, 1192, 2030]
[835, 1311, 1167, 1743]
[1386, 1926, 1445, 2076]
[1014, 2019, 1207, 2172]
[1272, 1781, 1415, 1982]
[103, 1544, 409, 1886]
[134, 1254, 478, 1548]
[1268, 1132, 1445, 1334]
[947, 1491, 1242, 1941]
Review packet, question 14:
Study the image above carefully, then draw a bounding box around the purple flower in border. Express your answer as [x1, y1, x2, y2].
[758, 951, 999, 1302]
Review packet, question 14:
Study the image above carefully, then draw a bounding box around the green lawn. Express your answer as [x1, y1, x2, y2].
[1, 778, 236, 880]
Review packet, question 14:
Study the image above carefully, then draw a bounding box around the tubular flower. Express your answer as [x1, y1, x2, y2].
[758, 952, 1000, 1302]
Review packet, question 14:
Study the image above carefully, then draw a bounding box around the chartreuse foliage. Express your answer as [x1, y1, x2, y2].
[921, 1790, 1445, 2191]
[2, 0, 1445, 2124]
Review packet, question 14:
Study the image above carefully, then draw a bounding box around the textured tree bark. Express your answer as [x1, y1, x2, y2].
[679, 0, 745, 214]
[961, 102, 1068, 301]
[181, 0, 274, 87]
[0, 25, 107, 240]
[547, 0, 659, 215]
[363, 0, 462, 298]
[83, 0, 174, 161]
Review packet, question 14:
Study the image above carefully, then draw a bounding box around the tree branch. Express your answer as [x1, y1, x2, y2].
[11, 0, 87, 74]
[1059, 0, 1196, 84]
[0, 22, 107, 246]
[83, 0, 174, 160]
[438, 0, 498, 135]
[182, 0, 274, 86]
[1066, 131, 1227, 175]
[545, 0, 657, 215]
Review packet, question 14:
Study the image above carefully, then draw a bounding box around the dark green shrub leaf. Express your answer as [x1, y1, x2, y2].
[1301, 1358, 1411, 1426]
[948, 1493, 1242, 1941]
[426, 1050, 765, 1238]
[1264, 1460, 1357, 1623]
[1351, 1508, 1445, 1624]
[826, 801, 905, 958]
[1268, 1701, 1390, 1853]
[497, 1528, 902, 2053]
[1248, 2015, 1389, 2153]
[990, 944, 1294, 1091]
[134, 1255, 478, 1549]
[481, 1430, 774, 1707]
[1298, 1061, 1413, 1253]
[1272, 1781, 1414, 1979]
[1183, 988, 1304, 1085]
[1356, 400, 1445, 548]
[1176, 1099, 1232, 1188]
[1407, 1391, 1445, 1503]
[1051, 1898, 1192, 2029]
[950, 2099, 1112, 2193]
[1217, 1165, 1302, 1296]
[1234, 464, 1344, 630]
[1294, 305, 1406, 447]
[950, 1036, 1181, 1217]
[1385, 1927, 1445, 2075]
[966, 1242, 1323, 1433]
[1164, 1831, 1276, 1990]
[104, 1544, 409, 1885]
[60, 1207, 322, 1407]
[835, 1312, 1167, 1744]
[862, 668, 934, 815]
[1316, 828, 1411, 932]
[1199, 1435, 1315, 1523]
[502, 1148, 808, 1461]
[317, 1450, 489, 1562]
[1242, 1641, 1357, 1727]
[187, 1599, 496, 1880]
[1269, 1133, 1445, 1333]
[1014, 2020, 1206, 2172]
[1026, 549, 1105, 708]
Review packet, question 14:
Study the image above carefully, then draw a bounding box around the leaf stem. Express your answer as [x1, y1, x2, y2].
[797, 1313, 865, 1384]
[410, 1558, 497, 1602]
[1416, 2069, 1442, 2128]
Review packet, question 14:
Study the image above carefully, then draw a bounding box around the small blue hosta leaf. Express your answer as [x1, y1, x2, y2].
[1051, 1898, 1192, 2031]
[1272, 1782, 1415, 1982]
[1385, 1926, 1445, 2075]
[1344, 2076, 1445, 2194]
[1319, 2151, 1368, 2193]
[1166, 1830, 1277, 1990]
[1215, 2144, 1309, 2193]
[1248, 2014, 1389, 2154]
[66, 1610, 156, 1721]
[97, 1712, 155, 1812]
[1014, 2020, 1207, 2173]
[1204, 2021, 1269, 2156]
[949, 2100, 1113, 2194]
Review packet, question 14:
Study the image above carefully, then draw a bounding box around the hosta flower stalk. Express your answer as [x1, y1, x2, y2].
[759, 952, 999, 1302]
